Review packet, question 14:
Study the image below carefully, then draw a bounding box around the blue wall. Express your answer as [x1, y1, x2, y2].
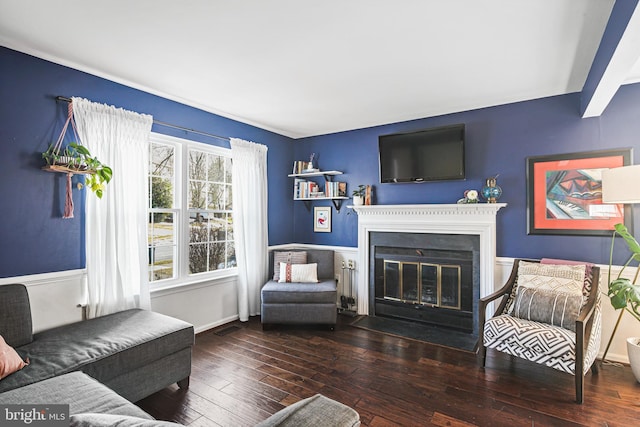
[293, 84, 640, 265]
[0, 47, 294, 278]
[3, 46, 640, 277]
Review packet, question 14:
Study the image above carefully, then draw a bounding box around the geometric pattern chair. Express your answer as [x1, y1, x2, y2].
[479, 259, 601, 404]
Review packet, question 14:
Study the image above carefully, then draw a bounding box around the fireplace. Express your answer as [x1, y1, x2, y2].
[371, 233, 479, 333]
[351, 203, 506, 336]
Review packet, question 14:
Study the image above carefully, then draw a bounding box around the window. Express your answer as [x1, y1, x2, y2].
[148, 133, 235, 286]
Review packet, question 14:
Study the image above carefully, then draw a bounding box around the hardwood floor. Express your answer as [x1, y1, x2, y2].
[137, 316, 640, 426]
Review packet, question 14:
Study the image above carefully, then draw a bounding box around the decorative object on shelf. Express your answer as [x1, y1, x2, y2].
[481, 175, 502, 204]
[42, 102, 113, 218]
[314, 206, 332, 233]
[352, 185, 366, 206]
[308, 152, 316, 170]
[457, 189, 479, 204]
[526, 149, 632, 236]
[364, 185, 373, 205]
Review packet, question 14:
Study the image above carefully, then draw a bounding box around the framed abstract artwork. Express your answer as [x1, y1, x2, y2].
[313, 206, 331, 233]
[526, 148, 633, 236]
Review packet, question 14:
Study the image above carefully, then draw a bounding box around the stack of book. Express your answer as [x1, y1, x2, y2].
[325, 181, 347, 198]
[294, 179, 322, 199]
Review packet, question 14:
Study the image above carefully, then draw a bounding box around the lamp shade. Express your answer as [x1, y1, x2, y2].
[602, 165, 640, 204]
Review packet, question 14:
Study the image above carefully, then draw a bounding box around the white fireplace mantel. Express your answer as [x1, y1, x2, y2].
[350, 203, 507, 315]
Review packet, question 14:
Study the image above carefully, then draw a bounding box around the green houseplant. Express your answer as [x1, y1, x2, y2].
[603, 223, 640, 381]
[352, 185, 366, 206]
[43, 142, 113, 198]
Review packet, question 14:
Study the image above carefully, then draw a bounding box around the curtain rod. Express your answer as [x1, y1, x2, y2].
[56, 96, 230, 142]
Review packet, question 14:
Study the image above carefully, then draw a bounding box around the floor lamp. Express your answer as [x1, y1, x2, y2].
[600, 164, 640, 362]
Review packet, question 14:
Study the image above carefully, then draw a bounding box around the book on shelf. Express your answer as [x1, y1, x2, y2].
[292, 160, 322, 174]
[294, 178, 322, 199]
[323, 180, 347, 198]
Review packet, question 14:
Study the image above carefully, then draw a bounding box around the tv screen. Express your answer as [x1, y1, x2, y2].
[378, 124, 465, 183]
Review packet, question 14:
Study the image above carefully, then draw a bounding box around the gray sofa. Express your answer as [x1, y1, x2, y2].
[0, 284, 193, 402]
[261, 249, 337, 328]
[0, 282, 360, 426]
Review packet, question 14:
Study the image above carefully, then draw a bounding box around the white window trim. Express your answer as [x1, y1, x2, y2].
[149, 132, 237, 291]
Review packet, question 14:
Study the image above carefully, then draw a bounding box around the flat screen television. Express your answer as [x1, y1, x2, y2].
[378, 124, 465, 183]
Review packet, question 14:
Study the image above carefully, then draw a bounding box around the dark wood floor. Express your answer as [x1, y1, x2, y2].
[137, 316, 640, 426]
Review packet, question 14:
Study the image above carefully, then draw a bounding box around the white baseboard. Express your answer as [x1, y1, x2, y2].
[194, 314, 240, 334]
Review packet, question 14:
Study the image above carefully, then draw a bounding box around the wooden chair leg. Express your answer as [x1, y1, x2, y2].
[575, 372, 584, 404]
[478, 345, 487, 367]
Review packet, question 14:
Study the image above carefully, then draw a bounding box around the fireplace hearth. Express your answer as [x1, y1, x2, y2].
[371, 233, 479, 333]
[351, 203, 506, 340]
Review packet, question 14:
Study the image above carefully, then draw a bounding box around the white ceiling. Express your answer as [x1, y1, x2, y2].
[1, 0, 638, 138]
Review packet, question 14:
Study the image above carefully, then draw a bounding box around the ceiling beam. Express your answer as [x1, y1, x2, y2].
[581, 0, 640, 117]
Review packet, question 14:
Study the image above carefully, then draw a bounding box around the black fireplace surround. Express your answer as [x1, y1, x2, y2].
[369, 232, 480, 334]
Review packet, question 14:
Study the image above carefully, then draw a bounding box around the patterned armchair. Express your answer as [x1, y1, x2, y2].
[478, 259, 601, 404]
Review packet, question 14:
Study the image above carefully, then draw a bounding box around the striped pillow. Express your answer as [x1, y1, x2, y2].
[273, 251, 307, 281]
[513, 287, 582, 331]
[278, 263, 318, 283]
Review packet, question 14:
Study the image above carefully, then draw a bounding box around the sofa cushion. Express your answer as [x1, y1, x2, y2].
[0, 335, 28, 380]
[0, 284, 33, 347]
[261, 280, 337, 304]
[0, 371, 152, 418]
[484, 314, 576, 360]
[269, 250, 334, 280]
[0, 309, 194, 394]
[272, 251, 307, 281]
[70, 413, 182, 427]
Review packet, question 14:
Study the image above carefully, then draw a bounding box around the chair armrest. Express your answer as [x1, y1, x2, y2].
[575, 265, 600, 376]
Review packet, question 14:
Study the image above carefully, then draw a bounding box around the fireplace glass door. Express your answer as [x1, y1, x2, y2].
[383, 260, 460, 310]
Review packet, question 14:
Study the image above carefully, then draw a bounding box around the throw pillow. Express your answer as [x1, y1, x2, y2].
[0, 335, 28, 380]
[512, 286, 583, 331]
[273, 251, 307, 281]
[540, 257, 594, 298]
[278, 263, 319, 283]
[517, 260, 586, 295]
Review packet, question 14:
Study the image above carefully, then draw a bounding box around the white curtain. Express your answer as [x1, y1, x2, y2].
[231, 138, 269, 321]
[72, 97, 153, 318]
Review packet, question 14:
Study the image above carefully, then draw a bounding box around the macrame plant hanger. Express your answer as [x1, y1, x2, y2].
[49, 101, 82, 219]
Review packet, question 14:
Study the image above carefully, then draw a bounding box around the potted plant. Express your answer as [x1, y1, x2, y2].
[43, 142, 113, 198]
[604, 223, 640, 382]
[352, 185, 366, 206]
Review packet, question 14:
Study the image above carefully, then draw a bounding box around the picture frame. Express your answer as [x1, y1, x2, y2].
[313, 206, 332, 233]
[526, 148, 633, 236]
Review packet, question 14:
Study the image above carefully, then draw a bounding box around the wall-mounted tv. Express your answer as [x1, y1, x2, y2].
[378, 123, 465, 183]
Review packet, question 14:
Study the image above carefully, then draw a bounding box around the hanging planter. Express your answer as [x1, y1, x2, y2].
[42, 101, 113, 218]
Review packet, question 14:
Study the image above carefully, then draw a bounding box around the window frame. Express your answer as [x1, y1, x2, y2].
[148, 132, 237, 291]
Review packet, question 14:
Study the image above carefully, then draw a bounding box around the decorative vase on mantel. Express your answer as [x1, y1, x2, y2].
[482, 175, 502, 203]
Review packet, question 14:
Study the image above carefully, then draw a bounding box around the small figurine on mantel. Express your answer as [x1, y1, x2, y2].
[364, 185, 374, 205]
[457, 189, 479, 204]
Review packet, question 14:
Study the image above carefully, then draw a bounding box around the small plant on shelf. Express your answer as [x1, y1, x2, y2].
[43, 142, 113, 198]
[352, 185, 366, 206]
